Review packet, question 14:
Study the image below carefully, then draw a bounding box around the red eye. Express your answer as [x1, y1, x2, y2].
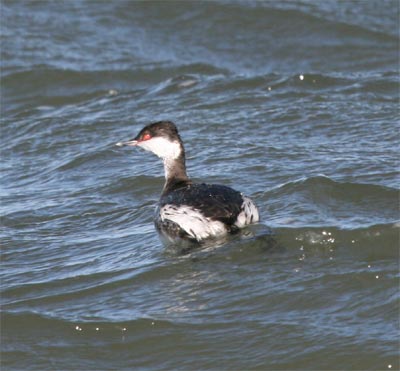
[142, 133, 151, 141]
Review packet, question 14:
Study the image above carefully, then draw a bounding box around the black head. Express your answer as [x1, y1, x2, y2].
[116, 121, 185, 161]
[133, 121, 181, 143]
[116, 120, 190, 187]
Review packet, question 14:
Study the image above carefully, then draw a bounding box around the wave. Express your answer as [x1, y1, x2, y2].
[3, 220, 398, 308]
[1, 310, 172, 330]
[262, 176, 399, 229]
[273, 222, 399, 256]
[2, 63, 226, 93]
[271, 175, 398, 201]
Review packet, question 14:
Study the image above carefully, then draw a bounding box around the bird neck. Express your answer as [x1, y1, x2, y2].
[162, 152, 191, 194]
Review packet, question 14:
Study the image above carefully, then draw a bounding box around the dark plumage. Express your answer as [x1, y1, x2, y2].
[159, 184, 243, 227]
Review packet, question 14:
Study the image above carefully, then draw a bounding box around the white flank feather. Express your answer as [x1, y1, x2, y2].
[235, 196, 260, 228]
[159, 204, 227, 241]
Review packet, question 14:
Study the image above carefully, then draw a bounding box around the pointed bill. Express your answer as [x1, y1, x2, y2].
[116, 140, 138, 147]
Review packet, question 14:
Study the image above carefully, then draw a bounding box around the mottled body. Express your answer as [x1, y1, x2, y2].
[117, 121, 259, 242]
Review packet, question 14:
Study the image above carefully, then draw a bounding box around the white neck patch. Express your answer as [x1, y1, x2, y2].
[137, 137, 182, 161]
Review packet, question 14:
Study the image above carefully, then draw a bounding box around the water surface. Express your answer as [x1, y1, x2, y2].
[1, 1, 399, 370]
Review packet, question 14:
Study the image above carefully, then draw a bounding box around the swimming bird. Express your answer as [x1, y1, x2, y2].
[116, 121, 259, 242]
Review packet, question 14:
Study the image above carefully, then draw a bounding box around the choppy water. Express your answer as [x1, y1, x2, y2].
[1, 1, 399, 370]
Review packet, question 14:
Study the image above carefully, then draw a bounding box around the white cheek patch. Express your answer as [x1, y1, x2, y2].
[235, 196, 260, 228]
[159, 205, 227, 241]
[138, 137, 181, 160]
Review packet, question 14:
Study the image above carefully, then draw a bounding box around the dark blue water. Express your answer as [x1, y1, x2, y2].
[1, 1, 399, 370]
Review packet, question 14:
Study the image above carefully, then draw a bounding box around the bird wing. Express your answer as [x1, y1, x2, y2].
[159, 184, 244, 227]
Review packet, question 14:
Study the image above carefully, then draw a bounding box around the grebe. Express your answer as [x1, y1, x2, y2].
[116, 121, 259, 242]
